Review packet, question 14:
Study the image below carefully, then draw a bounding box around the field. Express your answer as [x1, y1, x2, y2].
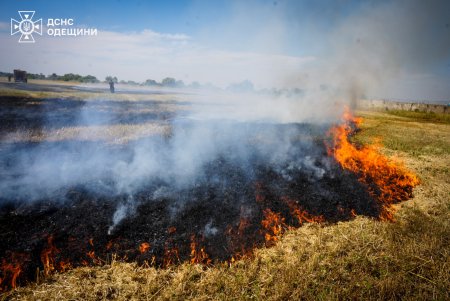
[0, 81, 449, 300]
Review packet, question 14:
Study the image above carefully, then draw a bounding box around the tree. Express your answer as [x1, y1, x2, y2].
[48, 73, 58, 80]
[105, 76, 118, 83]
[82, 75, 99, 83]
[144, 79, 159, 86]
[161, 77, 176, 87]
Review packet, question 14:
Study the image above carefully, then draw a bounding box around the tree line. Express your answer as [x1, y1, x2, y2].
[1, 71, 306, 96]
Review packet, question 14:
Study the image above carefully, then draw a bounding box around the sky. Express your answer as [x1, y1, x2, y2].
[0, 0, 449, 101]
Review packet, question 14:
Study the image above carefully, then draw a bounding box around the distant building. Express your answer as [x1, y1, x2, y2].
[13, 69, 27, 83]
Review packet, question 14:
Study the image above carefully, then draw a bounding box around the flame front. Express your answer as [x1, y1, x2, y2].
[328, 108, 420, 220]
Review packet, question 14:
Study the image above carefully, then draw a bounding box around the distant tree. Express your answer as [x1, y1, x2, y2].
[127, 80, 138, 85]
[105, 76, 118, 83]
[161, 77, 176, 87]
[144, 79, 159, 86]
[82, 75, 99, 83]
[61, 73, 83, 81]
[48, 73, 58, 80]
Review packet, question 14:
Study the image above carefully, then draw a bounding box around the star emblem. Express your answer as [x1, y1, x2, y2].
[11, 11, 42, 43]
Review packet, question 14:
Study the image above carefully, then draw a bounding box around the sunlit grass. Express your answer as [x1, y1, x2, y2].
[386, 110, 450, 124]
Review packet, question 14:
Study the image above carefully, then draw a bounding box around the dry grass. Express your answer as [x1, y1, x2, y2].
[0, 79, 190, 103]
[0, 83, 187, 144]
[2, 110, 450, 301]
[3, 123, 171, 144]
[0, 87, 186, 103]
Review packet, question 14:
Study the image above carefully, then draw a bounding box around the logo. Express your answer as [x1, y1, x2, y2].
[11, 11, 42, 43]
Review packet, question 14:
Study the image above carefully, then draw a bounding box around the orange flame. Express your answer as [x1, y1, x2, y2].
[106, 241, 113, 250]
[0, 253, 25, 291]
[58, 260, 72, 272]
[162, 242, 179, 267]
[225, 214, 255, 261]
[139, 242, 150, 254]
[261, 209, 286, 246]
[189, 234, 211, 265]
[328, 108, 420, 220]
[85, 239, 102, 265]
[282, 197, 325, 225]
[40, 235, 59, 277]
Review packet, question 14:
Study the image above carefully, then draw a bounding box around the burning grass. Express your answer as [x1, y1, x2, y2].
[5, 203, 449, 301]
[327, 109, 420, 220]
[6, 110, 443, 301]
[1, 107, 430, 297]
[0, 86, 446, 299]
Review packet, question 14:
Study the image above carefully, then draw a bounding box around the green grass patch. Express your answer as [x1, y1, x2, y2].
[386, 110, 450, 124]
[354, 111, 450, 157]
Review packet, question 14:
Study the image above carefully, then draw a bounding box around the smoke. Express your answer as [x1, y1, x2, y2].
[108, 195, 137, 234]
[300, 0, 450, 101]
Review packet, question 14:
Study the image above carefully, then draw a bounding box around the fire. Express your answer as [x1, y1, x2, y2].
[189, 235, 211, 265]
[167, 226, 177, 234]
[139, 242, 150, 254]
[282, 197, 325, 225]
[162, 227, 180, 267]
[0, 253, 26, 291]
[328, 108, 420, 220]
[40, 235, 59, 277]
[261, 209, 285, 246]
[225, 215, 255, 260]
[162, 243, 179, 267]
[58, 260, 72, 272]
[0, 262, 21, 290]
[0, 106, 422, 293]
[237, 216, 251, 236]
[86, 239, 102, 265]
[106, 241, 113, 250]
